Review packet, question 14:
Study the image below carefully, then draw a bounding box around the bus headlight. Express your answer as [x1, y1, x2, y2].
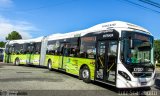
[118, 71, 131, 81]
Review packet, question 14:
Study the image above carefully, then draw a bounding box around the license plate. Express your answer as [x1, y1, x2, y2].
[141, 82, 147, 85]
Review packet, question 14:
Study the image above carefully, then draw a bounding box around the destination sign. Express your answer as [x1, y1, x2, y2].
[134, 34, 150, 41]
[81, 37, 96, 42]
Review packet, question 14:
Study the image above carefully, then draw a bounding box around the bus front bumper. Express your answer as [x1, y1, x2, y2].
[116, 76, 155, 88]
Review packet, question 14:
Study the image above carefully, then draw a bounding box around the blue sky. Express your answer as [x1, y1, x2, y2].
[0, 0, 160, 41]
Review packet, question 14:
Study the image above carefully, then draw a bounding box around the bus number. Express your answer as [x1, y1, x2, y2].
[134, 68, 144, 72]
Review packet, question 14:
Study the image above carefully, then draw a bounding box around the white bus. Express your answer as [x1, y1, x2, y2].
[4, 21, 155, 88]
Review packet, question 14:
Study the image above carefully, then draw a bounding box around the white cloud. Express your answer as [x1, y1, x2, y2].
[0, 0, 13, 8]
[0, 16, 38, 41]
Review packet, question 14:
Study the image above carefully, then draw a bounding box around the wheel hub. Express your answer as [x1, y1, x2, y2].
[16, 60, 19, 65]
[82, 69, 89, 79]
[49, 62, 51, 69]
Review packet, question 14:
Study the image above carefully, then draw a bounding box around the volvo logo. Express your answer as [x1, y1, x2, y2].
[134, 68, 144, 72]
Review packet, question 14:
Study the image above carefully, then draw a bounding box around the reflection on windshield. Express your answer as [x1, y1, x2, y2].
[129, 39, 151, 64]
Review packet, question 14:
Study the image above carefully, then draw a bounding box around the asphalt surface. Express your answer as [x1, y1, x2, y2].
[0, 63, 159, 96]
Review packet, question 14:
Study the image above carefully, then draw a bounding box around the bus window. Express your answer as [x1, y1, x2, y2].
[8, 46, 12, 54]
[9, 45, 14, 54]
[63, 43, 71, 56]
[47, 40, 60, 55]
[22, 43, 29, 54]
[34, 42, 41, 54]
[5, 45, 9, 54]
[27, 44, 34, 54]
[121, 32, 153, 65]
[80, 36, 96, 59]
[14, 44, 23, 54]
[68, 37, 80, 57]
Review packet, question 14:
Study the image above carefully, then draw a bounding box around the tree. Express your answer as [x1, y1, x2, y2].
[0, 41, 5, 48]
[6, 31, 22, 40]
[154, 40, 160, 63]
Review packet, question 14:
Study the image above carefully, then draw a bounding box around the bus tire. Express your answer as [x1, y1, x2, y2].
[81, 66, 91, 83]
[15, 58, 20, 66]
[79, 69, 83, 80]
[48, 60, 53, 71]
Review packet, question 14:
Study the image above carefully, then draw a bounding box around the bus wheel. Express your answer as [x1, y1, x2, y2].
[79, 69, 83, 80]
[15, 58, 20, 66]
[81, 66, 91, 83]
[48, 60, 53, 71]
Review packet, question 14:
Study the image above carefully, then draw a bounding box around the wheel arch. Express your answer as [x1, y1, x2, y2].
[80, 64, 90, 70]
[47, 58, 52, 66]
[15, 57, 19, 62]
[48, 58, 52, 62]
[14, 57, 20, 65]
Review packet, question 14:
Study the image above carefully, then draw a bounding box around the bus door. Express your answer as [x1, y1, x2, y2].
[32, 42, 41, 65]
[58, 43, 67, 71]
[95, 40, 118, 84]
[5, 46, 12, 63]
[26, 44, 34, 64]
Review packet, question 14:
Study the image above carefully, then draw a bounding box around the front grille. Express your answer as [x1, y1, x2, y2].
[132, 72, 152, 78]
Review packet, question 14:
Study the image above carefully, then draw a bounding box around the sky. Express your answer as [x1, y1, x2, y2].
[0, 0, 160, 41]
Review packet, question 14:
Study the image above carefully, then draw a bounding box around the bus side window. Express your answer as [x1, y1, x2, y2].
[5, 45, 10, 54]
[22, 44, 28, 54]
[10, 47, 13, 54]
[47, 40, 60, 55]
[70, 48, 77, 57]
[68, 37, 80, 57]
[14, 44, 21, 54]
[56, 46, 61, 55]
[63, 47, 70, 56]
[20, 47, 24, 54]
[5, 48, 8, 54]
[28, 45, 34, 54]
[34, 42, 41, 54]
[61, 43, 70, 56]
[80, 36, 96, 59]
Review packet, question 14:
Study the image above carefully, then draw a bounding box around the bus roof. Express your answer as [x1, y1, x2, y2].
[47, 21, 150, 41]
[6, 21, 151, 44]
[7, 36, 44, 45]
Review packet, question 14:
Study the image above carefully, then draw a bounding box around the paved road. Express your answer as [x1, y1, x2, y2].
[0, 63, 159, 96]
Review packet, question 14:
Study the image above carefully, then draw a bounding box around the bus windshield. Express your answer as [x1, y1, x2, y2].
[121, 31, 153, 65]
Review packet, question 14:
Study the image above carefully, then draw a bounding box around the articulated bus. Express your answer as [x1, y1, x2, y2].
[4, 21, 155, 88]
[4, 37, 46, 65]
